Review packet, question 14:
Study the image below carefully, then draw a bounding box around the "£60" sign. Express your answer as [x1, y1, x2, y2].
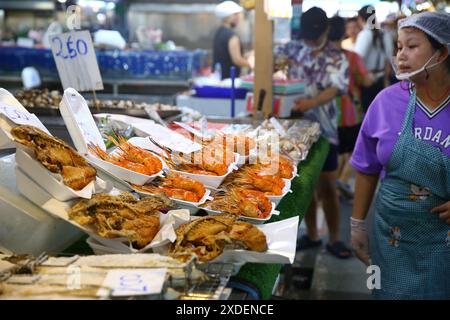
[50, 30, 103, 92]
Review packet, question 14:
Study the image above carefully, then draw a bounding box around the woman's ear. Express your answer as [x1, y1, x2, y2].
[438, 46, 449, 63]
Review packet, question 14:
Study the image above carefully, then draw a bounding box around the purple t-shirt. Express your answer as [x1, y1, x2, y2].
[350, 82, 450, 177]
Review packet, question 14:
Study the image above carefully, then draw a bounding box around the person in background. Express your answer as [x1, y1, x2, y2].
[329, 16, 375, 201]
[275, 7, 352, 259]
[213, 1, 251, 80]
[355, 5, 394, 112]
[383, 13, 403, 85]
[350, 12, 450, 299]
[341, 17, 360, 52]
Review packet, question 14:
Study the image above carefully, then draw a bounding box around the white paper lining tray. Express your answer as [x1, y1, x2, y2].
[93, 113, 156, 128]
[267, 179, 292, 206]
[291, 164, 299, 181]
[202, 202, 279, 225]
[15, 167, 192, 254]
[212, 216, 299, 264]
[0, 154, 82, 256]
[59, 88, 163, 186]
[15, 146, 112, 201]
[0, 88, 49, 150]
[131, 122, 202, 154]
[151, 216, 299, 265]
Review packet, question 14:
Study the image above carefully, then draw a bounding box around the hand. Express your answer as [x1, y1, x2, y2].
[431, 201, 450, 225]
[350, 217, 371, 266]
[293, 97, 317, 113]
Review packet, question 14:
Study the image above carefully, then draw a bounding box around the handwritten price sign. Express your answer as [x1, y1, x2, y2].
[50, 30, 103, 92]
[0, 102, 49, 133]
[97, 269, 167, 297]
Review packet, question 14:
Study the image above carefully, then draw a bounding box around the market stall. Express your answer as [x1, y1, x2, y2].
[0, 86, 326, 299]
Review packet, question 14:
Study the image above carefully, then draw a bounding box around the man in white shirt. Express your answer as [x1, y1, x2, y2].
[354, 5, 393, 111]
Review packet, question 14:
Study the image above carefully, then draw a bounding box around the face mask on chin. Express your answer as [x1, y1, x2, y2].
[393, 50, 445, 81]
[304, 36, 327, 54]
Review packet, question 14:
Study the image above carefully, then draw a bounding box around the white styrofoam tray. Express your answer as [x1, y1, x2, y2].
[151, 215, 299, 265]
[0, 88, 49, 149]
[0, 154, 82, 256]
[15, 167, 191, 253]
[133, 187, 213, 215]
[267, 179, 292, 205]
[169, 153, 240, 189]
[15, 146, 112, 201]
[202, 201, 279, 225]
[59, 88, 163, 186]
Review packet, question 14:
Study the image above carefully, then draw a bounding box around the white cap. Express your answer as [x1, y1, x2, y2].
[215, 1, 243, 18]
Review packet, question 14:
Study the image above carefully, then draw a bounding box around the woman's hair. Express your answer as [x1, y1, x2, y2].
[328, 16, 346, 42]
[426, 33, 450, 72]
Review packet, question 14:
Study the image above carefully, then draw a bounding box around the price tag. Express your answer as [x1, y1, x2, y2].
[50, 30, 103, 92]
[270, 117, 287, 137]
[97, 268, 167, 297]
[0, 102, 49, 133]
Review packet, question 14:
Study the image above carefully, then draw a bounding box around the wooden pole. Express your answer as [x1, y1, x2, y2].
[92, 89, 100, 111]
[253, 0, 273, 119]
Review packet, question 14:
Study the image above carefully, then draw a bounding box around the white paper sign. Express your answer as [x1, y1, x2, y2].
[174, 121, 208, 140]
[50, 30, 103, 92]
[97, 268, 167, 297]
[133, 122, 202, 154]
[0, 102, 49, 133]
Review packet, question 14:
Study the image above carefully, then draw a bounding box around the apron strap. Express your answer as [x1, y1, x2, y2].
[399, 86, 417, 136]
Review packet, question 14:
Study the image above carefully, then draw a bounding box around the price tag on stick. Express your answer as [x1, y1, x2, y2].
[50, 30, 103, 92]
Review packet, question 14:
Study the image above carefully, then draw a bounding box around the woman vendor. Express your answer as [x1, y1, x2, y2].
[349, 12, 450, 299]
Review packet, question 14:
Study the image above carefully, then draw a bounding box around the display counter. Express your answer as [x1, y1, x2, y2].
[61, 135, 330, 300]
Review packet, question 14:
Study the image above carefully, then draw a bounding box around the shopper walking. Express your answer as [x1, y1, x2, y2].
[350, 12, 450, 299]
[355, 5, 394, 112]
[275, 7, 352, 259]
[328, 16, 375, 201]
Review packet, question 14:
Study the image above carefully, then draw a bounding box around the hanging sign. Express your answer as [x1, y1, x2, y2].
[50, 30, 103, 92]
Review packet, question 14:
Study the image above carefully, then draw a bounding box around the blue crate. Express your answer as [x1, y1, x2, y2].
[194, 85, 248, 99]
[0, 47, 209, 81]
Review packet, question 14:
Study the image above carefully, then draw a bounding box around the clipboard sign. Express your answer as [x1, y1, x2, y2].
[50, 30, 103, 92]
